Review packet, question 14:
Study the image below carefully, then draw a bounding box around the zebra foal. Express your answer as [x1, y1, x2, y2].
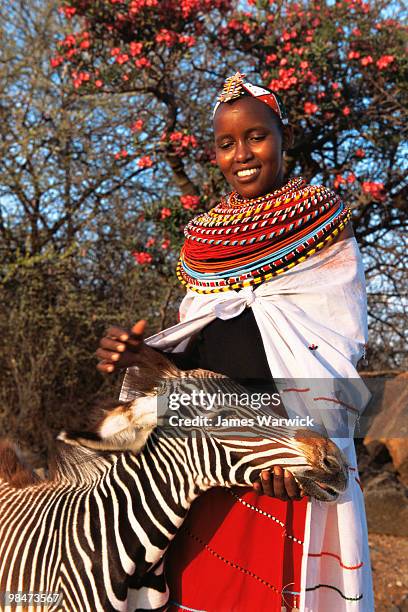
[0, 348, 348, 611]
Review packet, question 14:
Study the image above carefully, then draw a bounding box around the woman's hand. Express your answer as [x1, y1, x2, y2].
[96, 319, 147, 373]
[253, 466, 304, 501]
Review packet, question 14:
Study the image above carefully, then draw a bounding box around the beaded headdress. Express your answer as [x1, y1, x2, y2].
[213, 71, 289, 125]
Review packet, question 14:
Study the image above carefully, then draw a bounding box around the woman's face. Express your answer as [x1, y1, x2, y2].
[213, 96, 287, 200]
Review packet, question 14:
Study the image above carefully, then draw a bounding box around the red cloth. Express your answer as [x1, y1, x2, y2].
[166, 488, 308, 612]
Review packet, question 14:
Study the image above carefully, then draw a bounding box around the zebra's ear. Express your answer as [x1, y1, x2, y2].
[57, 397, 158, 454]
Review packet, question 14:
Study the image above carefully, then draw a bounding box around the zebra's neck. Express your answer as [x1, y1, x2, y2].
[53, 434, 223, 578]
[51, 442, 119, 485]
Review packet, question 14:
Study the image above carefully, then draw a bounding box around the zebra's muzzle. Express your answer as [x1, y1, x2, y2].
[291, 469, 348, 502]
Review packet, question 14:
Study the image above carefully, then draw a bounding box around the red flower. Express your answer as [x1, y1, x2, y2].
[138, 156, 153, 168]
[161, 239, 171, 250]
[348, 51, 360, 60]
[170, 131, 183, 142]
[160, 207, 172, 220]
[181, 135, 197, 148]
[129, 42, 143, 56]
[114, 149, 128, 160]
[135, 57, 151, 69]
[129, 0, 159, 15]
[168, 132, 197, 153]
[50, 56, 63, 68]
[271, 67, 298, 91]
[72, 71, 90, 89]
[58, 6, 76, 18]
[61, 34, 77, 48]
[266, 54, 278, 64]
[132, 251, 153, 265]
[227, 19, 240, 30]
[355, 148, 365, 158]
[362, 182, 385, 201]
[65, 49, 77, 59]
[334, 175, 346, 189]
[180, 195, 200, 210]
[131, 119, 144, 132]
[304, 101, 318, 115]
[305, 71, 318, 84]
[342, 107, 351, 116]
[360, 56, 373, 66]
[145, 237, 156, 248]
[178, 35, 196, 47]
[95, 80, 103, 88]
[156, 29, 177, 47]
[376, 55, 395, 69]
[116, 54, 129, 64]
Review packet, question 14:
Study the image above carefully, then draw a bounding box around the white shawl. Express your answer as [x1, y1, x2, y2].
[121, 235, 374, 611]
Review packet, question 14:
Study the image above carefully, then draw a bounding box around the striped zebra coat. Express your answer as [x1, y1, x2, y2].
[0, 348, 348, 611]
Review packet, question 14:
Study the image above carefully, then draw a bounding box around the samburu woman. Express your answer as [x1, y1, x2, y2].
[96, 73, 373, 611]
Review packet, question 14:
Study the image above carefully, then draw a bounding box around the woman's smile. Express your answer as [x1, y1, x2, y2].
[234, 166, 261, 182]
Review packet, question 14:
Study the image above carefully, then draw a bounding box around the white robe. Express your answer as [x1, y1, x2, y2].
[121, 235, 374, 611]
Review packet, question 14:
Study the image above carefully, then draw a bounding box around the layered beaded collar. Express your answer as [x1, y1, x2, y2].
[177, 177, 351, 294]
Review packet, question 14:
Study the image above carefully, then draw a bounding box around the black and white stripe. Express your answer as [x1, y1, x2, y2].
[0, 369, 348, 611]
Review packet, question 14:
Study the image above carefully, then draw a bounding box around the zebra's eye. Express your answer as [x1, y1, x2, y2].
[323, 457, 335, 469]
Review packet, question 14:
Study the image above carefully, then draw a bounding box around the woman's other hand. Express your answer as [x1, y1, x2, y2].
[253, 466, 304, 501]
[96, 319, 147, 373]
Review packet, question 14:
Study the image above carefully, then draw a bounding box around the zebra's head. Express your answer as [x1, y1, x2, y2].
[59, 346, 348, 501]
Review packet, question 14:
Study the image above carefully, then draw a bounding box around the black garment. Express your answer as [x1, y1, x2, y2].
[165, 308, 274, 385]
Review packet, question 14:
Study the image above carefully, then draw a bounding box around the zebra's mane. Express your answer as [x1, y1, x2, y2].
[50, 398, 143, 482]
[0, 400, 136, 488]
[0, 440, 42, 488]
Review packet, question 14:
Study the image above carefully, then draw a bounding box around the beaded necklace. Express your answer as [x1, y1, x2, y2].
[177, 178, 351, 294]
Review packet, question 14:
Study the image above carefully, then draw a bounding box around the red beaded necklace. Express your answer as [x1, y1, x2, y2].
[177, 178, 350, 294]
